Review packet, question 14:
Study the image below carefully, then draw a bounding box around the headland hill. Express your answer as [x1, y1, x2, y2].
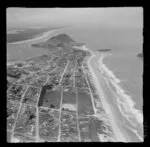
[31, 33, 85, 51]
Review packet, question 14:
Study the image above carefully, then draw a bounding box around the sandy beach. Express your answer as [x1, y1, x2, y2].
[80, 48, 127, 142]
[85, 48, 143, 142]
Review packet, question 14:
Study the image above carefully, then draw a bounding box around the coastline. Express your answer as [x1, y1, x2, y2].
[74, 44, 143, 142]
[87, 49, 143, 142]
[84, 48, 128, 142]
[97, 52, 143, 125]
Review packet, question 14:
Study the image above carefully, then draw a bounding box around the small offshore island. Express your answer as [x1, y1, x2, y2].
[137, 53, 143, 58]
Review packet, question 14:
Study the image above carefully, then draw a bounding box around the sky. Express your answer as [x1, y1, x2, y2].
[7, 7, 143, 29]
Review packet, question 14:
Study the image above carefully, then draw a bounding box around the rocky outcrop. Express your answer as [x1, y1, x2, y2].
[137, 53, 143, 58]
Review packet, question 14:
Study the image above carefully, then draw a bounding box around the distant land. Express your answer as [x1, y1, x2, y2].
[7, 26, 66, 43]
[137, 53, 143, 58]
[97, 49, 111, 52]
[31, 34, 85, 50]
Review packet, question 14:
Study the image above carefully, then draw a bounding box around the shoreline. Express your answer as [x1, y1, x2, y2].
[88, 50, 143, 141]
[76, 44, 143, 142]
[85, 48, 127, 142]
[74, 45, 128, 141]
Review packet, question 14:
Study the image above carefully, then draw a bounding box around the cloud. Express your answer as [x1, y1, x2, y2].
[7, 7, 143, 29]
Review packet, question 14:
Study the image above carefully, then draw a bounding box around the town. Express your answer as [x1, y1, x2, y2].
[7, 34, 114, 142]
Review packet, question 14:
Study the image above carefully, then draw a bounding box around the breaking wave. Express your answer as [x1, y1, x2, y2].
[97, 53, 143, 128]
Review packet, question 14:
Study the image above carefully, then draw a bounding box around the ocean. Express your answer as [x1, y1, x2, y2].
[7, 27, 57, 43]
[103, 50, 143, 111]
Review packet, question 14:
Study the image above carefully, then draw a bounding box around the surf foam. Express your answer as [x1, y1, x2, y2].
[98, 53, 143, 127]
[85, 48, 127, 142]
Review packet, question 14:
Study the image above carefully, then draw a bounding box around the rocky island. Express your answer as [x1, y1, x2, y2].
[137, 53, 143, 58]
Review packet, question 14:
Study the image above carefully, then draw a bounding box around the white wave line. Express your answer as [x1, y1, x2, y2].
[97, 52, 143, 125]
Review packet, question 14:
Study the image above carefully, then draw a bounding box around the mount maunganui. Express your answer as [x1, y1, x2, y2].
[31, 34, 85, 49]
